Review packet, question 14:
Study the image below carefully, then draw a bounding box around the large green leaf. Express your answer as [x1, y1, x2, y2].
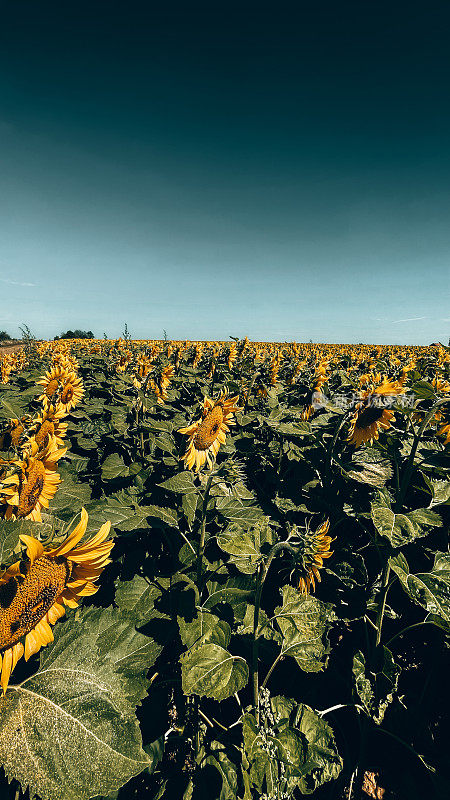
[342, 447, 393, 488]
[204, 742, 238, 800]
[353, 646, 400, 724]
[215, 498, 265, 525]
[422, 474, 450, 507]
[50, 464, 92, 517]
[178, 611, 231, 651]
[0, 518, 53, 565]
[157, 471, 198, 495]
[217, 519, 274, 574]
[371, 500, 441, 547]
[390, 551, 450, 621]
[181, 643, 249, 700]
[0, 607, 153, 800]
[146, 504, 178, 527]
[242, 695, 342, 796]
[273, 585, 334, 672]
[101, 453, 129, 480]
[115, 575, 170, 625]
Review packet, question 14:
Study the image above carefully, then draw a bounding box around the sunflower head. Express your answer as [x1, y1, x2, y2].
[0, 508, 113, 692]
[291, 520, 334, 594]
[347, 403, 394, 447]
[178, 389, 241, 472]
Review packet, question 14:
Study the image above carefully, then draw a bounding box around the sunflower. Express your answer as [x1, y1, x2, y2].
[297, 520, 334, 594]
[58, 372, 84, 412]
[0, 508, 113, 693]
[1, 441, 66, 521]
[347, 406, 395, 447]
[437, 421, 450, 445]
[178, 389, 241, 472]
[347, 376, 404, 447]
[31, 403, 68, 449]
[36, 364, 73, 403]
[0, 417, 32, 450]
[37, 366, 84, 412]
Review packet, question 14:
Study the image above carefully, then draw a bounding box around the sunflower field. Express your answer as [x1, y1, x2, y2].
[0, 337, 449, 800]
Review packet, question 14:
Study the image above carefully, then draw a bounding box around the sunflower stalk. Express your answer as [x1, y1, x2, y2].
[374, 398, 449, 648]
[251, 541, 297, 723]
[195, 470, 214, 588]
[395, 397, 449, 511]
[243, 369, 260, 413]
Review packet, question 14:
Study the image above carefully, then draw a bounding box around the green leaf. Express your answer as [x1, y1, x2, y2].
[50, 464, 92, 517]
[204, 742, 238, 800]
[274, 586, 334, 672]
[371, 500, 441, 547]
[217, 519, 274, 574]
[178, 611, 231, 651]
[181, 643, 249, 700]
[290, 702, 343, 793]
[182, 491, 198, 528]
[343, 447, 393, 488]
[146, 504, 178, 527]
[216, 498, 265, 525]
[353, 646, 400, 724]
[86, 493, 149, 532]
[422, 474, 450, 507]
[157, 471, 198, 494]
[0, 518, 53, 565]
[390, 551, 450, 621]
[242, 696, 342, 796]
[101, 453, 129, 480]
[204, 575, 253, 613]
[0, 607, 152, 800]
[115, 575, 169, 625]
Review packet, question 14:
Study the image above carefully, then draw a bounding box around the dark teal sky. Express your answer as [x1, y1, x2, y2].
[0, 1, 449, 343]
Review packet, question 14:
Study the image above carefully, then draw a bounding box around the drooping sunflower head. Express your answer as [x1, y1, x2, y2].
[347, 403, 394, 447]
[293, 520, 334, 594]
[178, 389, 241, 472]
[0, 508, 113, 692]
[0, 416, 33, 451]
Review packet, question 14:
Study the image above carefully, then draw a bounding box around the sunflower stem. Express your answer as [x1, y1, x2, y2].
[251, 541, 296, 722]
[261, 652, 283, 690]
[375, 561, 391, 647]
[196, 471, 214, 587]
[243, 370, 260, 413]
[395, 397, 449, 511]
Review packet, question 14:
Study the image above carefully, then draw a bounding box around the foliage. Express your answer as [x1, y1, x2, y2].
[0, 336, 449, 800]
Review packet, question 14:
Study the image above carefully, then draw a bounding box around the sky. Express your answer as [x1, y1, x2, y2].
[0, 1, 449, 344]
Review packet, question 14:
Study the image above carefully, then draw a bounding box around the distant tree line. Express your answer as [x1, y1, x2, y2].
[54, 329, 94, 340]
[0, 331, 12, 341]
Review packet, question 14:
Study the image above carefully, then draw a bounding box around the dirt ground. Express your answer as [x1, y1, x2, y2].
[0, 342, 24, 355]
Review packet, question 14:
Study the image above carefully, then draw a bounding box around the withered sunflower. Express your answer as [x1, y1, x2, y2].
[178, 389, 241, 472]
[0, 508, 113, 692]
[297, 520, 334, 594]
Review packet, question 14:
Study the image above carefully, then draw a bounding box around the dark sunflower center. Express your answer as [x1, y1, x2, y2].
[355, 407, 384, 429]
[10, 424, 24, 448]
[17, 462, 46, 517]
[35, 420, 55, 448]
[194, 406, 224, 451]
[46, 379, 59, 398]
[61, 384, 74, 403]
[0, 555, 70, 651]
